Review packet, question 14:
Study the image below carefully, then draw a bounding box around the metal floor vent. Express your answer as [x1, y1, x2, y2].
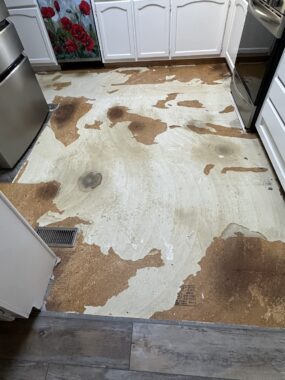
[36, 227, 78, 248]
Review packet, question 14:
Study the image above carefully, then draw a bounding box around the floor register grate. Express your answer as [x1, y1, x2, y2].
[36, 227, 78, 248]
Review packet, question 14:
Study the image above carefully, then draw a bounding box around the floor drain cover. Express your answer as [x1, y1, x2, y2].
[175, 285, 196, 306]
[36, 227, 78, 248]
[78, 171, 102, 192]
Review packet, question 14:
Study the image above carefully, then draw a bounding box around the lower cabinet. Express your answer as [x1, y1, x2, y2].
[8, 7, 57, 66]
[170, 0, 229, 57]
[256, 52, 285, 190]
[224, 0, 247, 72]
[95, 0, 136, 61]
[95, 0, 230, 62]
[133, 0, 170, 59]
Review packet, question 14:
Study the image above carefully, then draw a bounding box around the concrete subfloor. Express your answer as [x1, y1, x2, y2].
[1, 63, 285, 327]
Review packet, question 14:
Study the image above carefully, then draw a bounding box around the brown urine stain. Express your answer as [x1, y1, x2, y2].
[51, 96, 92, 146]
[221, 167, 268, 174]
[220, 105, 235, 114]
[153, 93, 179, 109]
[84, 121, 103, 130]
[152, 224, 285, 327]
[177, 100, 204, 108]
[52, 82, 72, 91]
[204, 164, 215, 175]
[114, 64, 230, 86]
[107, 106, 167, 145]
[36, 181, 61, 199]
[188, 123, 258, 139]
[0, 182, 61, 228]
[47, 233, 164, 313]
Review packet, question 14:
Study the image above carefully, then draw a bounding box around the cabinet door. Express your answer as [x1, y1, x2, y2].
[95, 0, 136, 62]
[8, 7, 57, 65]
[134, 0, 170, 59]
[170, 0, 228, 57]
[225, 0, 247, 72]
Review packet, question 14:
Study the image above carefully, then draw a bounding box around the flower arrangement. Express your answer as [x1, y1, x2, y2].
[39, 0, 100, 60]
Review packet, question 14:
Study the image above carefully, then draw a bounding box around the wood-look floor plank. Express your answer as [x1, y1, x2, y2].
[0, 360, 48, 380]
[0, 315, 132, 369]
[131, 323, 285, 379]
[46, 363, 227, 380]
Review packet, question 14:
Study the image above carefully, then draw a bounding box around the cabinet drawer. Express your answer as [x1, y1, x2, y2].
[260, 99, 285, 163]
[269, 77, 285, 124]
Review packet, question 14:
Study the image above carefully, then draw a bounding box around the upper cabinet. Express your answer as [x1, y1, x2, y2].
[170, 0, 229, 57]
[133, 0, 170, 58]
[95, 0, 136, 61]
[224, 0, 248, 72]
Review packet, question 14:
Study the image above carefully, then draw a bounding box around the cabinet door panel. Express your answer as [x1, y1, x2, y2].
[95, 1, 135, 61]
[134, 0, 170, 58]
[171, 0, 228, 57]
[225, 0, 248, 72]
[8, 7, 56, 65]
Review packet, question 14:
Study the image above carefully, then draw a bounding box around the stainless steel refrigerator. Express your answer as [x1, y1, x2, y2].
[0, 0, 49, 169]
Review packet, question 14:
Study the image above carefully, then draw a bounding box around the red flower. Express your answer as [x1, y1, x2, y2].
[85, 37, 95, 52]
[60, 16, 72, 31]
[79, 0, 90, 15]
[54, 1, 60, 12]
[65, 39, 78, 53]
[71, 23, 87, 41]
[41, 6, 55, 19]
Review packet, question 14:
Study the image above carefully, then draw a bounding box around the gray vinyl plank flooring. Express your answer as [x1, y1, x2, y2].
[0, 316, 132, 369]
[46, 364, 223, 380]
[0, 360, 48, 380]
[130, 322, 285, 379]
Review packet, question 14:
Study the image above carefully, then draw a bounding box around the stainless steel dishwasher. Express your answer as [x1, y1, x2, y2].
[0, 0, 49, 169]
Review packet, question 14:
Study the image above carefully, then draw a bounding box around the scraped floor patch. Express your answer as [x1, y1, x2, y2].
[1, 63, 285, 327]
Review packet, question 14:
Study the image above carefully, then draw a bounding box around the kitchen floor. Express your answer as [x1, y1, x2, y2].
[1, 63, 285, 327]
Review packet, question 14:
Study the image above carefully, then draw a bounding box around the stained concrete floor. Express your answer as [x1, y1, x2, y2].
[1, 63, 285, 327]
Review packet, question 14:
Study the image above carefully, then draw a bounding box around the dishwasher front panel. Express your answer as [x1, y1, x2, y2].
[0, 56, 48, 168]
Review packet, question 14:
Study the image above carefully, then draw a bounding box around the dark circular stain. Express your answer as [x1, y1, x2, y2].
[107, 106, 125, 121]
[78, 171, 102, 192]
[129, 121, 145, 132]
[36, 181, 60, 200]
[214, 144, 234, 156]
[53, 103, 76, 124]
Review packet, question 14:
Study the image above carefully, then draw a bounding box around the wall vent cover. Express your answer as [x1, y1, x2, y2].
[36, 227, 78, 248]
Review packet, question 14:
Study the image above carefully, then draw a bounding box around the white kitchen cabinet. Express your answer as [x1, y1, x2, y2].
[256, 50, 285, 190]
[133, 0, 170, 59]
[8, 7, 57, 66]
[95, 0, 136, 62]
[0, 192, 57, 320]
[224, 0, 247, 71]
[170, 0, 229, 57]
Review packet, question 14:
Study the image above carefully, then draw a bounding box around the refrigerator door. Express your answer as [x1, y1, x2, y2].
[0, 56, 49, 168]
[0, 0, 8, 24]
[0, 21, 23, 73]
